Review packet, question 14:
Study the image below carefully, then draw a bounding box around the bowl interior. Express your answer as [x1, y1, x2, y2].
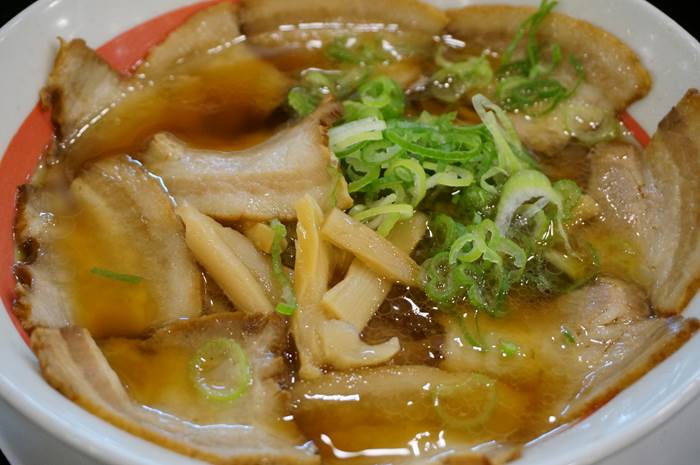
[0, 1, 699, 465]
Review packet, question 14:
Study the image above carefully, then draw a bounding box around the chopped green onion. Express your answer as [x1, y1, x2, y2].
[479, 166, 508, 194]
[287, 86, 321, 117]
[499, 339, 519, 357]
[500, 0, 558, 66]
[327, 165, 342, 209]
[287, 67, 371, 117]
[564, 101, 621, 145]
[351, 203, 414, 223]
[543, 247, 597, 283]
[561, 326, 576, 344]
[427, 166, 474, 189]
[496, 77, 569, 114]
[473, 94, 535, 174]
[496, 0, 584, 114]
[433, 374, 498, 429]
[270, 220, 297, 315]
[189, 338, 251, 402]
[343, 100, 383, 122]
[358, 76, 405, 119]
[275, 303, 296, 316]
[326, 36, 360, 63]
[495, 169, 563, 235]
[449, 220, 502, 266]
[386, 158, 427, 206]
[326, 36, 389, 65]
[430, 53, 494, 103]
[455, 313, 485, 349]
[319, 65, 593, 310]
[90, 267, 143, 284]
[346, 161, 381, 193]
[422, 252, 463, 303]
[427, 214, 464, 254]
[385, 122, 486, 162]
[328, 116, 386, 153]
[553, 179, 582, 222]
[361, 140, 402, 164]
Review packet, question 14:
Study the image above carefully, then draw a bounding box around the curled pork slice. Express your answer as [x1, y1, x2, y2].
[40, 2, 244, 141]
[441, 278, 698, 427]
[292, 366, 526, 464]
[14, 156, 202, 337]
[141, 102, 353, 222]
[446, 5, 651, 155]
[41, 3, 290, 172]
[40, 39, 123, 143]
[588, 90, 700, 314]
[240, 0, 448, 37]
[240, 0, 447, 80]
[134, 2, 244, 79]
[32, 313, 319, 465]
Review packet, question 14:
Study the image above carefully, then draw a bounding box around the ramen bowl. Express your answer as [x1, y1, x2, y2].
[0, 1, 699, 464]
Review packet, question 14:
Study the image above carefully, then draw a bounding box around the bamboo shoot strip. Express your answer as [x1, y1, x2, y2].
[292, 195, 333, 379]
[240, 221, 287, 254]
[321, 209, 421, 286]
[177, 203, 274, 315]
[320, 320, 400, 369]
[216, 226, 282, 304]
[322, 213, 427, 328]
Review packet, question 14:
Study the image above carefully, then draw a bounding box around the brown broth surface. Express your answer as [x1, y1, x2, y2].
[293, 287, 612, 464]
[55, 205, 159, 338]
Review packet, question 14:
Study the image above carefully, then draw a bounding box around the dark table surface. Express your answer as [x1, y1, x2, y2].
[0, 1, 697, 465]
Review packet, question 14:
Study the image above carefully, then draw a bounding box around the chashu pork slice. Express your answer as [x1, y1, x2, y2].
[140, 101, 353, 222]
[14, 156, 202, 337]
[32, 313, 319, 465]
[40, 38, 124, 144]
[446, 5, 651, 155]
[133, 2, 246, 79]
[441, 278, 698, 426]
[292, 365, 525, 464]
[240, 0, 448, 37]
[240, 0, 447, 85]
[587, 90, 700, 314]
[40, 2, 290, 172]
[41, 2, 241, 145]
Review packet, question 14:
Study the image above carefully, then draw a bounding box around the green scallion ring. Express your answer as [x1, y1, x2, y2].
[433, 373, 498, 429]
[189, 338, 252, 402]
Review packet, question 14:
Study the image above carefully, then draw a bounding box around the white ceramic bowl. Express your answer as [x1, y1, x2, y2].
[0, 1, 699, 465]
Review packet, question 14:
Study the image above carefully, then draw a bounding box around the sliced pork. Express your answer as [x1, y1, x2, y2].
[446, 5, 651, 155]
[440, 278, 698, 426]
[293, 365, 527, 463]
[32, 313, 319, 465]
[240, 0, 448, 37]
[141, 102, 353, 222]
[40, 3, 290, 172]
[134, 2, 244, 79]
[588, 90, 700, 314]
[14, 156, 202, 337]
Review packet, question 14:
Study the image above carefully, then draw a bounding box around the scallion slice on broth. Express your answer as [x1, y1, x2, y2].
[189, 338, 251, 402]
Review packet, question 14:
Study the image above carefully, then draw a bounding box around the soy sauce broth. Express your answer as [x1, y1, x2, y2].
[31, 26, 649, 463]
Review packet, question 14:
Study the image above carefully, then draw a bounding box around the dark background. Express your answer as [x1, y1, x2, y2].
[0, 1, 697, 465]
